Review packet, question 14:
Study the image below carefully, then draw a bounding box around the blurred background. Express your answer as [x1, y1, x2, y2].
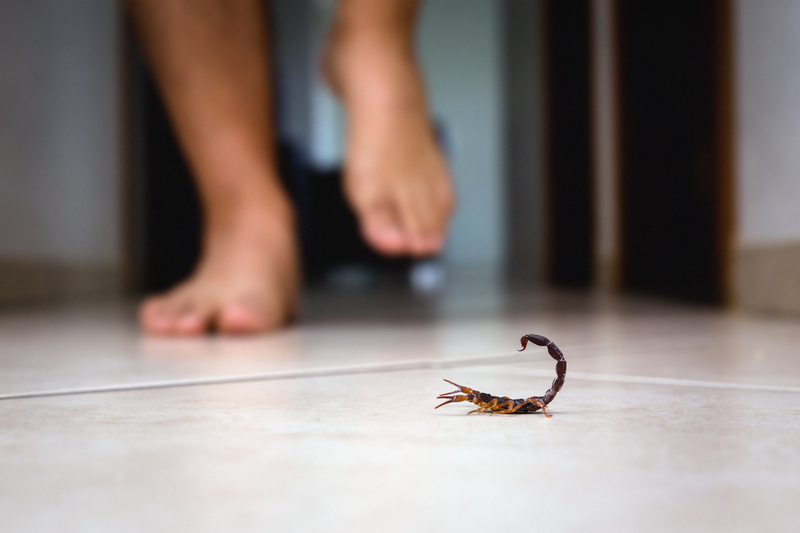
[1, 0, 799, 314]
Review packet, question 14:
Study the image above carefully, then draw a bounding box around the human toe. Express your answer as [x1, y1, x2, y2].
[408, 231, 445, 257]
[216, 301, 276, 335]
[140, 298, 178, 335]
[360, 206, 408, 256]
[173, 304, 213, 336]
[365, 223, 407, 256]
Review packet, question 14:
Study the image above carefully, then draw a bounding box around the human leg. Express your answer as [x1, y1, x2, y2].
[322, 0, 455, 257]
[126, 0, 299, 335]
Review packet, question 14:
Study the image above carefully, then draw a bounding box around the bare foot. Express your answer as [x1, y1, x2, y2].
[322, 15, 455, 257]
[139, 196, 299, 336]
[128, 0, 299, 336]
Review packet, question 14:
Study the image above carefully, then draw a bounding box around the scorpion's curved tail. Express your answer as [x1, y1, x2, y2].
[519, 334, 566, 405]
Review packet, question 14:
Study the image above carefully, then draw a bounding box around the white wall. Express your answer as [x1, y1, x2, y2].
[735, 0, 800, 247]
[502, 0, 546, 283]
[417, 0, 505, 269]
[0, 0, 121, 265]
[733, 0, 800, 313]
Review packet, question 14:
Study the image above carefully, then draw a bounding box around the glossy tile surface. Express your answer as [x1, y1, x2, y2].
[1, 286, 799, 531]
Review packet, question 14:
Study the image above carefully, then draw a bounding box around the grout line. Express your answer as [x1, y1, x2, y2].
[468, 366, 800, 394]
[0, 352, 528, 401]
[2, 338, 795, 400]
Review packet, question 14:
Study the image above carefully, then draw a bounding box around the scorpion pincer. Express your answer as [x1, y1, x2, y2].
[435, 334, 567, 416]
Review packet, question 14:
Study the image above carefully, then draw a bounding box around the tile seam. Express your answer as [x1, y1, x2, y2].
[0, 353, 515, 400]
[468, 366, 800, 394]
[2, 344, 797, 400]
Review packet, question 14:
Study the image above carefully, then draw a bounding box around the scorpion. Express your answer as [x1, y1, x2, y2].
[435, 334, 566, 416]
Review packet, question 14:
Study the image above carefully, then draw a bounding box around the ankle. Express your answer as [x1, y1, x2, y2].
[203, 180, 295, 236]
[323, 19, 418, 96]
[330, 48, 425, 122]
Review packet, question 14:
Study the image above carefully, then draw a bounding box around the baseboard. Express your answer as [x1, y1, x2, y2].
[0, 259, 123, 304]
[734, 240, 800, 314]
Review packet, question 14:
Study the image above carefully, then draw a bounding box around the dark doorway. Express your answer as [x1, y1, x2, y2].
[541, 0, 734, 303]
[132, 65, 202, 293]
[542, 0, 595, 288]
[614, 0, 734, 304]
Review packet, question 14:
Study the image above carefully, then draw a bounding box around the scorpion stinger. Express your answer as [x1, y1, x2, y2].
[435, 334, 567, 416]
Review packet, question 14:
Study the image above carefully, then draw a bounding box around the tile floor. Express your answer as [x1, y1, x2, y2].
[1, 282, 799, 532]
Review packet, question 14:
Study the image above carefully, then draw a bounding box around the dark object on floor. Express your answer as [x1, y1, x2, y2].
[292, 159, 413, 286]
[435, 334, 567, 416]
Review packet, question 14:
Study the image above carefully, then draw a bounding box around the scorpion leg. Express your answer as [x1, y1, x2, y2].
[504, 401, 527, 414]
[470, 396, 503, 415]
[484, 397, 521, 415]
[495, 399, 517, 414]
[529, 398, 551, 418]
[485, 397, 503, 411]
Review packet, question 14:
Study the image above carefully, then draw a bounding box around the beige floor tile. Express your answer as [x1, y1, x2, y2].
[0, 370, 797, 532]
[2, 288, 799, 395]
[2, 286, 799, 531]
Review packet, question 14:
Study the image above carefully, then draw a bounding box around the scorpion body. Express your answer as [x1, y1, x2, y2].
[435, 334, 566, 416]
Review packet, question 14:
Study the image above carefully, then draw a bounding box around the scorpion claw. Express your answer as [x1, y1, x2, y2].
[434, 398, 456, 409]
[442, 379, 476, 395]
[434, 391, 470, 409]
